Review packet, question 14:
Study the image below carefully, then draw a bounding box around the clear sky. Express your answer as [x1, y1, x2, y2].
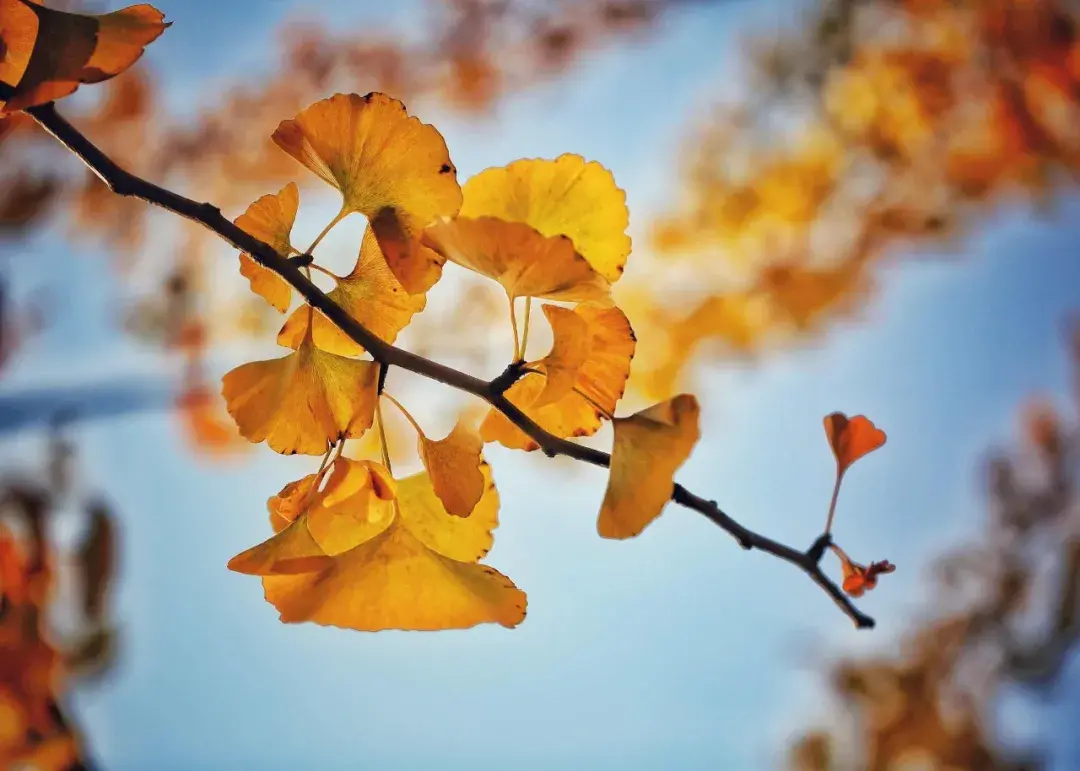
[2, 0, 1080, 769]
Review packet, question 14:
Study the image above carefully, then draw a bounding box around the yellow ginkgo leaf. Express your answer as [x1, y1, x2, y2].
[421, 216, 611, 304]
[533, 305, 590, 407]
[227, 515, 334, 576]
[396, 464, 500, 561]
[262, 518, 526, 631]
[221, 336, 379, 456]
[597, 394, 701, 540]
[271, 92, 462, 294]
[234, 183, 298, 313]
[480, 305, 635, 450]
[460, 154, 631, 282]
[267, 473, 319, 532]
[417, 419, 485, 517]
[480, 375, 603, 451]
[306, 459, 397, 553]
[276, 228, 426, 356]
[0, 0, 169, 115]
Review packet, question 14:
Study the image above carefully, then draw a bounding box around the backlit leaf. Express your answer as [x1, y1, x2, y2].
[460, 154, 631, 282]
[271, 92, 461, 294]
[221, 336, 378, 455]
[417, 418, 485, 518]
[597, 394, 701, 539]
[421, 216, 611, 304]
[276, 228, 425, 355]
[234, 183, 298, 313]
[823, 412, 887, 476]
[227, 515, 334, 576]
[533, 305, 590, 407]
[0, 0, 169, 114]
[396, 464, 500, 561]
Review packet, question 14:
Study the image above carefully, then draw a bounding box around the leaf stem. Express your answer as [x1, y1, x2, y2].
[375, 398, 393, 475]
[509, 296, 521, 362]
[520, 297, 533, 361]
[306, 209, 348, 255]
[382, 392, 425, 439]
[824, 469, 844, 535]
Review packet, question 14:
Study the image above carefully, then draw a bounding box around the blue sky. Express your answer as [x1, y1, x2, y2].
[2, 0, 1080, 769]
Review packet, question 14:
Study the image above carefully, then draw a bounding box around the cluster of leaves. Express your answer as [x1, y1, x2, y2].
[788, 325, 1080, 771]
[0, 429, 119, 770]
[2, 0, 902, 632]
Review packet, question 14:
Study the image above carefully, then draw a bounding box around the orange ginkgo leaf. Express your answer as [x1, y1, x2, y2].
[271, 93, 461, 294]
[481, 305, 635, 450]
[0, 0, 169, 115]
[255, 463, 525, 631]
[597, 394, 701, 539]
[459, 154, 631, 282]
[221, 336, 379, 456]
[227, 515, 334, 576]
[421, 216, 612, 304]
[267, 473, 320, 532]
[532, 305, 590, 406]
[417, 418, 485, 518]
[834, 546, 895, 598]
[234, 183, 298, 313]
[823, 412, 887, 476]
[276, 228, 425, 356]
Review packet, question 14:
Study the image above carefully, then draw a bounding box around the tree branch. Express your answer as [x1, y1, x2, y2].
[26, 100, 875, 629]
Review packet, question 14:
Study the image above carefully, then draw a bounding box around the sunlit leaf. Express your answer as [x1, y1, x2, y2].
[823, 412, 887, 476]
[227, 515, 334, 576]
[306, 459, 396, 553]
[276, 228, 425, 355]
[234, 183, 298, 313]
[267, 473, 320, 533]
[262, 519, 526, 631]
[460, 154, 631, 282]
[597, 394, 701, 539]
[835, 548, 895, 598]
[396, 464, 500, 561]
[421, 216, 611, 304]
[417, 418, 485, 517]
[0, 0, 169, 114]
[271, 92, 461, 294]
[480, 305, 635, 450]
[533, 305, 590, 406]
[221, 336, 379, 455]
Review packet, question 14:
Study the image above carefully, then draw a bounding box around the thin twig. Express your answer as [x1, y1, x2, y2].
[26, 100, 875, 629]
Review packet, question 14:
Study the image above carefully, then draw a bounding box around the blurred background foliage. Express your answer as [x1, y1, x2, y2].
[3, 0, 1080, 768]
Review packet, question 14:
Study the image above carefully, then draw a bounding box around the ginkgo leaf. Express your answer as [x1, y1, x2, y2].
[480, 374, 603, 451]
[227, 515, 334, 576]
[597, 394, 701, 539]
[234, 183, 298, 313]
[271, 92, 461, 294]
[397, 464, 500, 561]
[221, 336, 379, 456]
[262, 518, 526, 631]
[267, 473, 320, 532]
[480, 306, 635, 450]
[417, 418, 485, 517]
[834, 546, 895, 598]
[421, 216, 612, 304]
[306, 459, 397, 553]
[276, 228, 426, 356]
[823, 412, 887, 476]
[533, 305, 590, 406]
[0, 0, 169, 115]
[460, 154, 631, 282]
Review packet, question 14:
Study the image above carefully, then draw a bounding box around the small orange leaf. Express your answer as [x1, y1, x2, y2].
[271, 92, 461, 294]
[234, 183, 298, 313]
[0, 0, 169, 115]
[421, 216, 612, 304]
[227, 515, 334, 576]
[835, 548, 895, 598]
[267, 473, 320, 532]
[597, 394, 701, 539]
[823, 412, 886, 475]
